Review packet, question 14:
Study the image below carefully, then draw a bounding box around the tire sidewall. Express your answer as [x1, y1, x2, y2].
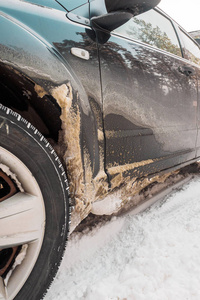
[0, 107, 69, 300]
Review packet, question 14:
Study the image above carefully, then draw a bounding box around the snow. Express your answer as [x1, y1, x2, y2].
[45, 176, 200, 300]
[91, 192, 123, 215]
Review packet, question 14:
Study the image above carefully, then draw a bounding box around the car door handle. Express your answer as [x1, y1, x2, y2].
[178, 65, 195, 76]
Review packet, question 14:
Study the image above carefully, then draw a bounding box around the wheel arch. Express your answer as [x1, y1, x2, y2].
[0, 8, 93, 140]
[0, 63, 62, 141]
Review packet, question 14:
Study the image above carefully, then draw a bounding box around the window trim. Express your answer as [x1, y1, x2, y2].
[172, 25, 200, 67]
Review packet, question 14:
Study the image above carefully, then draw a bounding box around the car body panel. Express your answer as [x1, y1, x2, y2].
[1, 0, 200, 229]
[97, 8, 198, 182]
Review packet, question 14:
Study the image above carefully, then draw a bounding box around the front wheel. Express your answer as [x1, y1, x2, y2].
[0, 104, 70, 300]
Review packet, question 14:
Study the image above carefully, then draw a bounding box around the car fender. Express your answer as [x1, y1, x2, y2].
[0, 9, 91, 112]
[0, 6, 105, 228]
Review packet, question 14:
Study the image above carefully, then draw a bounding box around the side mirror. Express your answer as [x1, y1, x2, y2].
[91, 0, 161, 33]
[105, 0, 161, 15]
[91, 11, 133, 32]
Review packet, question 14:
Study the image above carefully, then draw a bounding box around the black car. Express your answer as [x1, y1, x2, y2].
[1, 0, 200, 298]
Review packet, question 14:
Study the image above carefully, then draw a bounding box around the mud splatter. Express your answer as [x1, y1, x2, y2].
[34, 82, 183, 231]
[40, 83, 108, 231]
[91, 170, 180, 216]
[97, 129, 104, 141]
[34, 83, 98, 231]
[91, 191, 123, 215]
[51, 84, 84, 203]
[34, 84, 47, 98]
[108, 159, 155, 175]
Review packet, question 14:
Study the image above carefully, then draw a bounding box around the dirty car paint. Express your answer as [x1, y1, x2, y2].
[1, 0, 200, 230]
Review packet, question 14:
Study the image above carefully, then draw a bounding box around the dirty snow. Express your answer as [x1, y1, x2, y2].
[45, 175, 200, 300]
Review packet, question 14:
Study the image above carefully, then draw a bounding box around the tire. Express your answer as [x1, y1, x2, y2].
[0, 104, 70, 300]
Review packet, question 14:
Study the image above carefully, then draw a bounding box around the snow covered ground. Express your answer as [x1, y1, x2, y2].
[45, 175, 200, 300]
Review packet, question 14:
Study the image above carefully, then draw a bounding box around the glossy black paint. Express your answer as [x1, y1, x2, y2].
[1, 0, 200, 188]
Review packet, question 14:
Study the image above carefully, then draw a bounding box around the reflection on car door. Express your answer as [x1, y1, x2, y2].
[176, 27, 200, 158]
[98, 8, 198, 181]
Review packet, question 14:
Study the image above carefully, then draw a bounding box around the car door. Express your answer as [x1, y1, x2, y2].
[91, 4, 198, 182]
[175, 27, 200, 158]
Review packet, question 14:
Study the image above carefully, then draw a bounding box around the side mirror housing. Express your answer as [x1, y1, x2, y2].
[105, 0, 161, 15]
[91, 11, 133, 32]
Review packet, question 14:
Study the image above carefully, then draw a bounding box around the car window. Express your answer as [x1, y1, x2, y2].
[114, 9, 182, 57]
[178, 29, 200, 66]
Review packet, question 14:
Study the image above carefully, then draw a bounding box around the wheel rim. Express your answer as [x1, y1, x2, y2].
[0, 147, 45, 300]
